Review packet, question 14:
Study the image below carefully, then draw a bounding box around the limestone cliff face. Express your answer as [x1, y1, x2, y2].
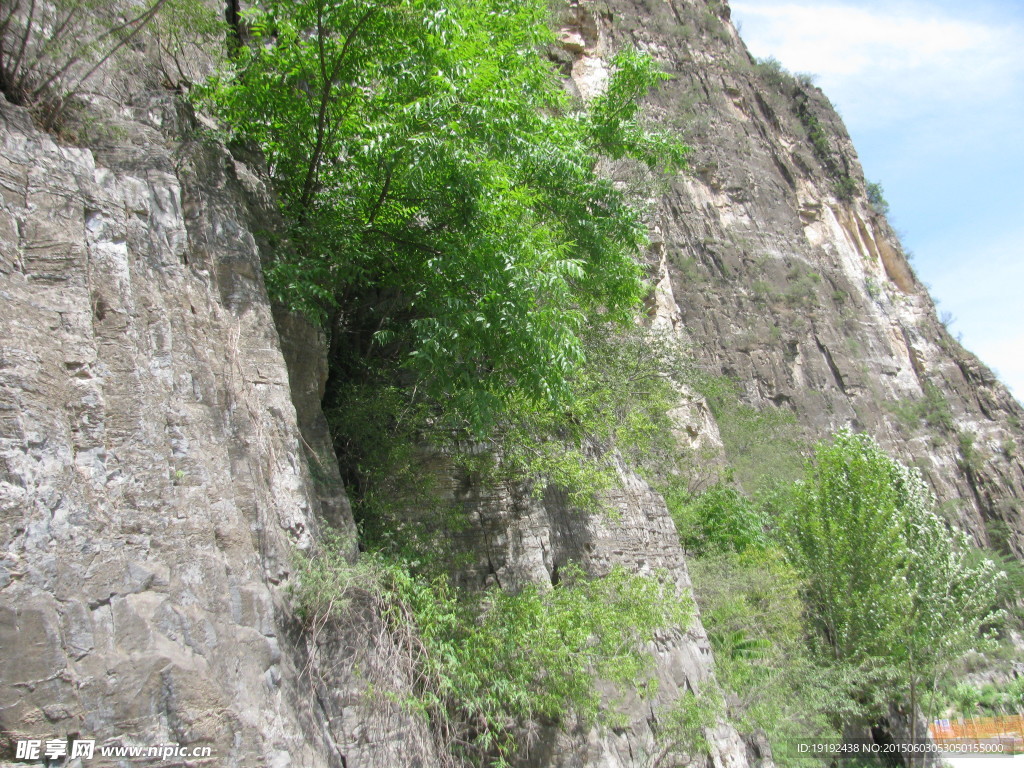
[0, 96, 327, 764]
[3, 0, 1023, 766]
[0, 93, 744, 768]
[0, 96, 436, 766]
[570, 0, 1024, 551]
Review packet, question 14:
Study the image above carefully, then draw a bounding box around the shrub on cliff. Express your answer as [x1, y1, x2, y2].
[201, 0, 687, 434]
[293, 533, 692, 767]
[0, 0, 220, 127]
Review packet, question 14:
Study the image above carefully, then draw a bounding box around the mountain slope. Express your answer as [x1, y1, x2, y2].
[580, 0, 1024, 552]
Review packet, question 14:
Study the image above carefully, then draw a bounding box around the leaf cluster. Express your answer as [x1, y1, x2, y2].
[200, 0, 687, 433]
[676, 431, 1009, 762]
[778, 430, 1004, 707]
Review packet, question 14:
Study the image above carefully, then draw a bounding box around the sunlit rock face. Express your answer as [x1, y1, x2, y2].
[2, 0, 1023, 766]
[576, 0, 1024, 552]
[0, 92, 743, 768]
[0, 96, 392, 767]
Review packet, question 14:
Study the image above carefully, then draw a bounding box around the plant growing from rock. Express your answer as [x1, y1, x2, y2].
[292, 531, 693, 767]
[201, 0, 687, 436]
[0, 0, 218, 127]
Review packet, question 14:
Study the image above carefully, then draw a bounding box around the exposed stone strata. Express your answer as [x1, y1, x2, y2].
[3, 0, 1022, 765]
[0, 97, 405, 767]
[599, 0, 1024, 553]
[408, 452, 745, 768]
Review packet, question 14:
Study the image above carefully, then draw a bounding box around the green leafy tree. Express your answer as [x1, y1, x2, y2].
[202, 0, 686, 431]
[866, 181, 890, 215]
[779, 430, 1003, 744]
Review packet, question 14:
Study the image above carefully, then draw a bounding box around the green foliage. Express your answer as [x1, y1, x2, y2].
[694, 1, 731, 43]
[290, 529, 363, 625]
[866, 181, 890, 215]
[957, 430, 984, 473]
[201, 0, 686, 434]
[691, 373, 805, 492]
[833, 175, 858, 201]
[784, 264, 821, 308]
[677, 432, 1010, 760]
[801, 109, 832, 162]
[666, 483, 769, 556]
[689, 549, 860, 762]
[648, 689, 722, 765]
[754, 56, 794, 91]
[149, 0, 226, 89]
[292, 532, 691, 766]
[966, 547, 1024, 626]
[488, 325, 690, 509]
[888, 381, 954, 433]
[752, 56, 817, 93]
[921, 673, 1024, 721]
[749, 264, 821, 309]
[778, 430, 1004, 718]
[330, 324, 691, 541]
[794, 91, 857, 198]
[663, 481, 864, 757]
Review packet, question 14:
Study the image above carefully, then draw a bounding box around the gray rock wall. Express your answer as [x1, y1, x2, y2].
[409, 452, 749, 768]
[594, 0, 1024, 550]
[4, 0, 1020, 765]
[0, 97, 351, 766]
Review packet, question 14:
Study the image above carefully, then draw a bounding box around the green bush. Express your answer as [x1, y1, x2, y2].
[866, 181, 890, 215]
[754, 56, 793, 90]
[648, 689, 722, 764]
[834, 175, 858, 201]
[689, 373, 805, 492]
[0, 0, 220, 127]
[888, 381, 954, 433]
[958, 430, 983, 473]
[779, 430, 1003, 738]
[329, 324, 691, 547]
[666, 483, 768, 556]
[927, 677, 1024, 719]
[293, 533, 692, 766]
[688, 549, 859, 762]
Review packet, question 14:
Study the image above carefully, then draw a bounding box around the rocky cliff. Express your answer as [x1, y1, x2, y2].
[0, 78, 741, 768]
[2, 0, 1022, 766]
[573, 0, 1024, 551]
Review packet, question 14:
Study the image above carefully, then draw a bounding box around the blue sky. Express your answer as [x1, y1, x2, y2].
[729, 0, 1024, 401]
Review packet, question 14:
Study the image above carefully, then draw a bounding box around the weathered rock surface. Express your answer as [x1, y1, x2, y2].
[0, 96, 365, 766]
[591, 0, 1024, 550]
[414, 451, 746, 768]
[3, 0, 1022, 765]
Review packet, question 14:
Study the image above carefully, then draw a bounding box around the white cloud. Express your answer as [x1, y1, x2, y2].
[730, 0, 1024, 401]
[731, 1, 1024, 131]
